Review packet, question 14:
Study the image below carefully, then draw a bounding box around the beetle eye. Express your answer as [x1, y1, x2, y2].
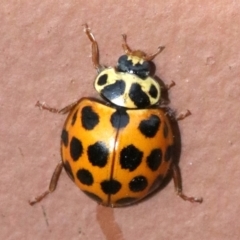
[117, 55, 150, 79]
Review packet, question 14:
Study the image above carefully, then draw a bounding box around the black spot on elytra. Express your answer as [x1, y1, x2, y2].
[63, 160, 74, 181]
[87, 141, 109, 167]
[146, 148, 163, 171]
[138, 115, 161, 138]
[81, 106, 99, 130]
[129, 83, 150, 108]
[61, 129, 68, 147]
[115, 197, 138, 206]
[83, 191, 103, 203]
[101, 80, 126, 101]
[129, 176, 148, 192]
[110, 108, 129, 129]
[163, 121, 169, 138]
[71, 109, 78, 126]
[120, 145, 143, 171]
[70, 137, 83, 161]
[101, 179, 122, 194]
[148, 84, 158, 99]
[97, 74, 108, 86]
[77, 168, 94, 185]
[165, 145, 173, 162]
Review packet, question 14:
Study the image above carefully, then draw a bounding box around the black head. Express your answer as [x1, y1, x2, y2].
[117, 55, 151, 79]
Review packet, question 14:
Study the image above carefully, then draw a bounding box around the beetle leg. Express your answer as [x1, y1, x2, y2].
[29, 161, 63, 205]
[122, 34, 133, 55]
[83, 24, 102, 72]
[172, 164, 203, 203]
[165, 81, 176, 90]
[35, 100, 80, 114]
[176, 110, 191, 121]
[144, 46, 165, 61]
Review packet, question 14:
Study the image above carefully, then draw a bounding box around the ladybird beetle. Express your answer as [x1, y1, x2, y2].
[29, 25, 202, 207]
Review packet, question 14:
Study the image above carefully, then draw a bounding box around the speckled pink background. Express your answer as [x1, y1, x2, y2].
[1, 1, 240, 240]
